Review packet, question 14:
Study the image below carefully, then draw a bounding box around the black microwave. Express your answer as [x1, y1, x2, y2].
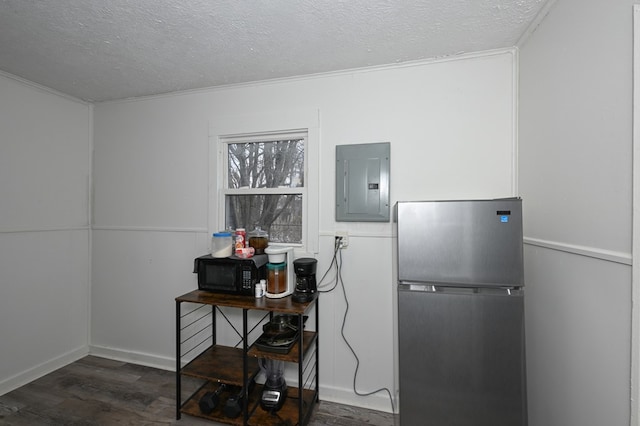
[193, 254, 268, 295]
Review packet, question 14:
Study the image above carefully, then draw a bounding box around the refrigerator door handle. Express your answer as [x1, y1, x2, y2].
[404, 284, 523, 296]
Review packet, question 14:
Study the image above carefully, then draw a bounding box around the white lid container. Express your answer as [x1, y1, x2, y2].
[265, 246, 289, 263]
[211, 232, 233, 258]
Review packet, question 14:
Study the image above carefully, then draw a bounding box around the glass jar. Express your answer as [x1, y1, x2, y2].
[211, 232, 233, 258]
[267, 262, 287, 295]
[248, 226, 269, 254]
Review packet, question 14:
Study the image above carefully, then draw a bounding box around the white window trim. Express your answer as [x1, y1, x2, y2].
[208, 109, 320, 254]
[220, 130, 307, 249]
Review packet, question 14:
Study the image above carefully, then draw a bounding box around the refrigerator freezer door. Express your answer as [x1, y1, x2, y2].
[398, 285, 527, 426]
[396, 199, 524, 288]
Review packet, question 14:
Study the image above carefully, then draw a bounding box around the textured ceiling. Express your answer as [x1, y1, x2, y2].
[0, 0, 549, 102]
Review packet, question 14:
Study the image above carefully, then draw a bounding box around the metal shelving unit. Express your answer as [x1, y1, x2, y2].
[175, 290, 319, 425]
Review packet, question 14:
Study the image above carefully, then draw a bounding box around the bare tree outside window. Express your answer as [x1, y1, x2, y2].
[225, 138, 305, 244]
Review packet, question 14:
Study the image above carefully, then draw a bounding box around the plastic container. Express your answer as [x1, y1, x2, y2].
[211, 232, 233, 258]
[265, 246, 288, 264]
[235, 228, 246, 249]
[248, 226, 269, 254]
[267, 262, 287, 295]
[255, 283, 264, 298]
[235, 247, 255, 259]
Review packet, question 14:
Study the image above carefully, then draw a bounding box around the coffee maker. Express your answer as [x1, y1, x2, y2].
[292, 258, 317, 303]
[264, 246, 295, 299]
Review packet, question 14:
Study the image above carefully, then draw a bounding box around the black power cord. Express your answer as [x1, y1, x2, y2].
[317, 236, 341, 293]
[318, 236, 396, 417]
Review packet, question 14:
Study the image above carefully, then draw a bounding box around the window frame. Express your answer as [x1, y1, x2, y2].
[209, 110, 319, 254]
[220, 130, 308, 248]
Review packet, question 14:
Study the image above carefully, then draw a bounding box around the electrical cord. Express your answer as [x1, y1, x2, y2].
[317, 236, 341, 293]
[321, 236, 397, 416]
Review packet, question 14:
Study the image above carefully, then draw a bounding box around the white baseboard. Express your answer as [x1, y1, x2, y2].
[89, 345, 175, 372]
[317, 384, 397, 414]
[0, 346, 89, 396]
[88, 345, 397, 414]
[1, 343, 397, 415]
[1, 344, 398, 416]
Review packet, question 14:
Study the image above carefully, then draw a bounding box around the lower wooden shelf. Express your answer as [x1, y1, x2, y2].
[181, 345, 258, 386]
[180, 381, 261, 425]
[247, 386, 317, 426]
[181, 382, 317, 426]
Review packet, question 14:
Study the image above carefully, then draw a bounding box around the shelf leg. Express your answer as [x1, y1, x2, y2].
[175, 300, 181, 420]
[212, 305, 216, 345]
[316, 297, 320, 403]
[298, 312, 304, 423]
[243, 308, 248, 426]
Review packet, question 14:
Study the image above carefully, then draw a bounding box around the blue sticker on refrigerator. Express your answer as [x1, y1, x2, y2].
[497, 210, 511, 223]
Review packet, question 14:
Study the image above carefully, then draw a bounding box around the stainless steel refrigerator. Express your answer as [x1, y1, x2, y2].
[395, 198, 527, 426]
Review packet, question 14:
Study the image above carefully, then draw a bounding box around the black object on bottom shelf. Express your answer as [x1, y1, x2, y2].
[196, 379, 257, 420]
[224, 380, 256, 419]
[183, 382, 318, 425]
[199, 383, 227, 414]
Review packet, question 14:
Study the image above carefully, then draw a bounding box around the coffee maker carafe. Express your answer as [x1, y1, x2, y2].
[264, 246, 295, 299]
[292, 258, 317, 303]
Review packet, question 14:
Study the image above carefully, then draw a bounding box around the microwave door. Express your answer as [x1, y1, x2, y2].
[201, 263, 237, 292]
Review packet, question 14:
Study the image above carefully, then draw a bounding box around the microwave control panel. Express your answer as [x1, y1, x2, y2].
[241, 268, 253, 290]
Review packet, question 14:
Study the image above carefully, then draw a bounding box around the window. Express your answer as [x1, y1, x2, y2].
[210, 109, 319, 253]
[221, 132, 307, 245]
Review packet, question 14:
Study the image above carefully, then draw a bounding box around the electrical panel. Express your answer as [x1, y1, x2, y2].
[336, 142, 390, 222]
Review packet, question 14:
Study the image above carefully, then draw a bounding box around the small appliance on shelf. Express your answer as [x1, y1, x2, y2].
[264, 246, 295, 298]
[253, 314, 308, 354]
[292, 258, 317, 303]
[193, 254, 268, 295]
[259, 358, 287, 412]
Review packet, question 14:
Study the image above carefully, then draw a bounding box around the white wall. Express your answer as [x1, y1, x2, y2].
[0, 73, 92, 394]
[0, 3, 633, 420]
[519, 0, 633, 425]
[91, 50, 517, 411]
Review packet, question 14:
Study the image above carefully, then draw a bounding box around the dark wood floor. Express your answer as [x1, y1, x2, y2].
[0, 356, 397, 425]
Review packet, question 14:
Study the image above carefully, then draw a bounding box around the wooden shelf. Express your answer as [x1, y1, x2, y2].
[182, 345, 259, 387]
[176, 290, 315, 315]
[248, 386, 317, 426]
[248, 331, 317, 362]
[180, 381, 261, 425]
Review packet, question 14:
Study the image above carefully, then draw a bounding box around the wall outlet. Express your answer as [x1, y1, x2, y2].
[336, 231, 349, 248]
